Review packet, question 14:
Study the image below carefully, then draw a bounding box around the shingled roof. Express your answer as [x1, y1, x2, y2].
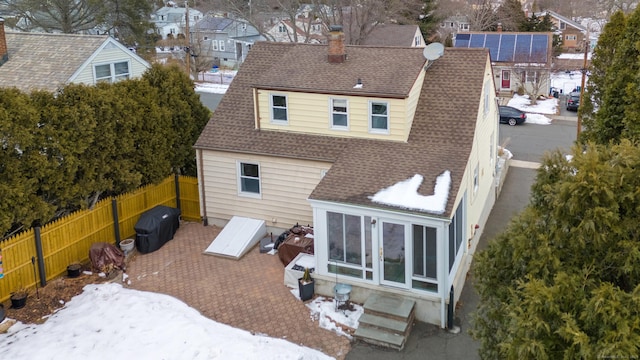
[361, 24, 421, 47]
[194, 41, 489, 217]
[0, 32, 108, 92]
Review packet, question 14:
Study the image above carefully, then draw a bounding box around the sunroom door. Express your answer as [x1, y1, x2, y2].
[380, 221, 408, 287]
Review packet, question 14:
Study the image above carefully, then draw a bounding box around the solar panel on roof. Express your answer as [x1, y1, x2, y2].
[514, 34, 532, 62]
[454, 33, 470, 47]
[484, 34, 500, 61]
[530, 34, 549, 62]
[470, 34, 486, 48]
[497, 34, 515, 62]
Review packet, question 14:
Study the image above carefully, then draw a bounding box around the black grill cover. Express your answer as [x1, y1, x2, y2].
[134, 205, 181, 254]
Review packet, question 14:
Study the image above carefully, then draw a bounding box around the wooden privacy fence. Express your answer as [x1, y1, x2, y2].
[0, 175, 200, 302]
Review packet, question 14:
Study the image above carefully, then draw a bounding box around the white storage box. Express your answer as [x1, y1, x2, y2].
[284, 253, 315, 288]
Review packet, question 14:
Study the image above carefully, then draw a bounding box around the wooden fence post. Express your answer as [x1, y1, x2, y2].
[174, 174, 182, 212]
[33, 226, 46, 286]
[112, 198, 121, 247]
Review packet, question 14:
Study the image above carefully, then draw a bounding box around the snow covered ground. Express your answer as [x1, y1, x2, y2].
[506, 94, 556, 125]
[0, 282, 362, 359]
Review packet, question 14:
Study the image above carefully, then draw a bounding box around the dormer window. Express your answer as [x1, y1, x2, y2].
[331, 98, 348, 129]
[369, 101, 389, 134]
[270, 94, 288, 124]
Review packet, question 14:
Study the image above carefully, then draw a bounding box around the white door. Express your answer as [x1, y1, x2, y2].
[379, 221, 408, 287]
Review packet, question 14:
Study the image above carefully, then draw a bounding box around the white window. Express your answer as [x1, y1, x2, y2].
[238, 162, 260, 196]
[566, 34, 577, 41]
[460, 23, 469, 31]
[369, 101, 389, 133]
[169, 28, 175, 34]
[212, 41, 218, 51]
[94, 61, 130, 83]
[330, 98, 348, 128]
[412, 225, 438, 292]
[526, 71, 539, 83]
[203, 36, 209, 41]
[270, 94, 288, 123]
[327, 212, 373, 280]
[219, 40, 225, 51]
[414, 36, 421, 46]
[448, 199, 465, 272]
[449, 22, 454, 28]
[279, 25, 286, 33]
[560, 22, 566, 30]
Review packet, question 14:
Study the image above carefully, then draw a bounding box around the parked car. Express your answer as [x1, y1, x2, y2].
[498, 106, 527, 126]
[566, 92, 580, 111]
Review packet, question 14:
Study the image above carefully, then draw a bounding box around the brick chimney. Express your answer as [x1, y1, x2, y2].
[327, 25, 346, 64]
[497, 23, 503, 32]
[0, 18, 7, 66]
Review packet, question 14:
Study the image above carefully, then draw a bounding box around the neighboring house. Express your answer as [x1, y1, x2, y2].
[265, 17, 326, 43]
[192, 14, 264, 68]
[361, 24, 426, 47]
[454, 31, 553, 96]
[194, 28, 499, 328]
[437, 15, 470, 42]
[535, 10, 587, 51]
[151, 5, 203, 39]
[0, 20, 150, 93]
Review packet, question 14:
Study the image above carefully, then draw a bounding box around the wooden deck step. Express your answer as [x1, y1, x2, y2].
[353, 326, 406, 350]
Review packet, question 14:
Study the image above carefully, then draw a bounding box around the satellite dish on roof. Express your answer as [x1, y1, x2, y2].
[423, 42, 445, 61]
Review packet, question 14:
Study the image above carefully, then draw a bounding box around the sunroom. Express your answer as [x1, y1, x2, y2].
[308, 192, 467, 326]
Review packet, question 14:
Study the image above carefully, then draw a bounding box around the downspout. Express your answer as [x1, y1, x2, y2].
[440, 221, 449, 328]
[197, 148, 208, 226]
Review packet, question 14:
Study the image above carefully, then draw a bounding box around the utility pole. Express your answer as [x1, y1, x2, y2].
[577, 28, 589, 138]
[185, 1, 191, 77]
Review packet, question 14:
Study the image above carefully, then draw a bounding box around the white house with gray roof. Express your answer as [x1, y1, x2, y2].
[0, 19, 150, 93]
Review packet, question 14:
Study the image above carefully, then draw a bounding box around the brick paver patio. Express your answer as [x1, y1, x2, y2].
[125, 221, 351, 359]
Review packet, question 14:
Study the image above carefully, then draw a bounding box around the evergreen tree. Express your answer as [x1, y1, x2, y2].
[472, 141, 640, 359]
[579, 11, 629, 144]
[417, 0, 440, 42]
[0, 65, 211, 236]
[0, 89, 54, 234]
[142, 64, 211, 176]
[495, 0, 528, 31]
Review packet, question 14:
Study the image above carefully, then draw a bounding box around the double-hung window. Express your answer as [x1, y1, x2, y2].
[271, 94, 288, 123]
[369, 101, 389, 133]
[238, 162, 260, 197]
[95, 61, 130, 83]
[331, 98, 348, 128]
[219, 40, 225, 51]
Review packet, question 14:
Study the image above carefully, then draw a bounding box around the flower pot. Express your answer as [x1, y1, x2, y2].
[119, 238, 135, 254]
[298, 278, 314, 301]
[67, 264, 82, 278]
[10, 293, 27, 309]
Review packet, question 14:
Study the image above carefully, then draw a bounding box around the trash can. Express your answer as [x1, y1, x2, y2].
[134, 205, 181, 254]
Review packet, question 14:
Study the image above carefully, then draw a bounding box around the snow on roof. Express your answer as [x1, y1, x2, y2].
[370, 171, 451, 214]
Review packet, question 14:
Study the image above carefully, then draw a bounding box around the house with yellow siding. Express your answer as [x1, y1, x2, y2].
[194, 27, 499, 338]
